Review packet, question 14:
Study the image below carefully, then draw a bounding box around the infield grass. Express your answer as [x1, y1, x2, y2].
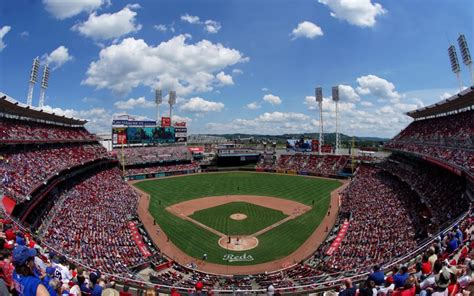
[134, 172, 341, 266]
[190, 201, 288, 235]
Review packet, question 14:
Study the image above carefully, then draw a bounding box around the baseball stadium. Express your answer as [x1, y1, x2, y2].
[0, 1, 473, 295]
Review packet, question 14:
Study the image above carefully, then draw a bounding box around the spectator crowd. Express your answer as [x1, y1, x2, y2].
[114, 146, 192, 166]
[41, 168, 148, 276]
[0, 117, 96, 143]
[0, 143, 109, 201]
[386, 110, 473, 174]
[125, 162, 199, 177]
[256, 154, 349, 176]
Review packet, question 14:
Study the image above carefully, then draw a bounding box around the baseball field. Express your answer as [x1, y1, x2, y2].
[134, 172, 342, 266]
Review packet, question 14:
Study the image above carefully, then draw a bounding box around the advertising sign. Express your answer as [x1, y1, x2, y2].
[161, 117, 171, 127]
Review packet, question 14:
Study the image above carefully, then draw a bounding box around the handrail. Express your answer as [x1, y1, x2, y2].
[1, 203, 468, 294]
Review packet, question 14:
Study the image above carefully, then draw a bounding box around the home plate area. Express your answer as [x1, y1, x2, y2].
[218, 236, 259, 251]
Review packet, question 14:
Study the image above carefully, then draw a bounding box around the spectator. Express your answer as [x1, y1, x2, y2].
[393, 266, 409, 289]
[368, 265, 385, 286]
[339, 278, 356, 296]
[11, 245, 50, 296]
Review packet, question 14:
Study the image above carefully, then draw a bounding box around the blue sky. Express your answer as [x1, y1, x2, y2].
[0, 0, 472, 137]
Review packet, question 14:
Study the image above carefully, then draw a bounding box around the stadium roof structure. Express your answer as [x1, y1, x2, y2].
[0, 92, 87, 126]
[406, 86, 474, 119]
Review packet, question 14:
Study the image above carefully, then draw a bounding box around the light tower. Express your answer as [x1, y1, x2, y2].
[457, 34, 473, 85]
[315, 87, 324, 155]
[155, 89, 162, 126]
[168, 90, 176, 123]
[332, 86, 340, 155]
[38, 64, 50, 108]
[448, 44, 463, 91]
[27, 57, 40, 106]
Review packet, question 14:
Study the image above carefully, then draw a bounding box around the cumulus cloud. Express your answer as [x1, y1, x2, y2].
[204, 20, 221, 34]
[440, 92, 452, 100]
[72, 5, 142, 40]
[43, 45, 73, 70]
[180, 97, 224, 113]
[181, 14, 221, 34]
[263, 94, 282, 105]
[0, 26, 11, 52]
[206, 111, 313, 135]
[318, 0, 386, 27]
[261, 87, 269, 92]
[360, 101, 374, 107]
[232, 69, 243, 75]
[113, 96, 155, 110]
[43, 0, 108, 19]
[42, 105, 112, 134]
[154, 24, 167, 32]
[339, 84, 360, 102]
[356, 75, 401, 102]
[172, 115, 192, 123]
[216, 71, 234, 85]
[246, 102, 261, 110]
[290, 21, 323, 40]
[181, 14, 200, 24]
[82, 35, 247, 95]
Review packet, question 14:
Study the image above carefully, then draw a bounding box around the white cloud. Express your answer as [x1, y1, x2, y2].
[258, 112, 309, 122]
[114, 96, 155, 110]
[290, 21, 323, 40]
[172, 115, 192, 123]
[339, 84, 360, 102]
[204, 20, 221, 34]
[261, 87, 269, 92]
[0, 26, 11, 52]
[154, 24, 167, 32]
[180, 97, 224, 113]
[356, 75, 401, 102]
[232, 69, 243, 75]
[263, 94, 282, 105]
[83, 35, 247, 95]
[181, 14, 200, 24]
[246, 102, 261, 110]
[20, 31, 29, 39]
[181, 14, 221, 34]
[43, 0, 108, 19]
[216, 71, 234, 85]
[42, 105, 112, 134]
[318, 0, 386, 27]
[206, 111, 313, 135]
[440, 92, 452, 100]
[360, 101, 374, 107]
[43, 45, 73, 70]
[72, 5, 142, 40]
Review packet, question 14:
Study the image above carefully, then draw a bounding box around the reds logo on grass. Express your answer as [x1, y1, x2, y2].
[223, 253, 254, 262]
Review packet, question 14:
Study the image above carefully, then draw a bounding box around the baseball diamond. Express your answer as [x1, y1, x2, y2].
[133, 171, 343, 272]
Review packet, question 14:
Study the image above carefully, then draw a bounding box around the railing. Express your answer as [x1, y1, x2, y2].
[1, 200, 469, 294]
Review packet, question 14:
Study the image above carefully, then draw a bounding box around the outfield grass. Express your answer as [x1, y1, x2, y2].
[134, 172, 341, 266]
[190, 202, 288, 235]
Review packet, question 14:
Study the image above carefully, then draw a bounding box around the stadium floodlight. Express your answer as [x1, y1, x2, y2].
[27, 57, 40, 106]
[448, 44, 463, 91]
[315, 87, 324, 154]
[458, 34, 473, 84]
[168, 90, 177, 123]
[332, 86, 340, 155]
[155, 89, 162, 126]
[38, 64, 50, 108]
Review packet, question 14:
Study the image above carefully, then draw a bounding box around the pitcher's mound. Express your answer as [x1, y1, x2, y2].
[230, 213, 247, 220]
[218, 236, 258, 251]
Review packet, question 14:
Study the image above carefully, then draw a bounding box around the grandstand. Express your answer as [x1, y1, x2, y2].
[0, 87, 472, 295]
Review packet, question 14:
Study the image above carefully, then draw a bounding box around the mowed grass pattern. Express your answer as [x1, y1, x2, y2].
[134, 172, 341, 265]
[190, 202, 288, 235]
